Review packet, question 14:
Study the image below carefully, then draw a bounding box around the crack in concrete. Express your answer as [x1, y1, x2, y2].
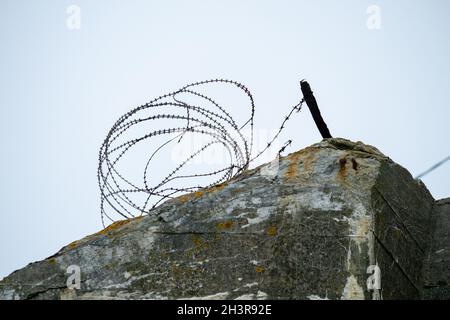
[372, 232, 421, 293]
[374, 187, 426, 254]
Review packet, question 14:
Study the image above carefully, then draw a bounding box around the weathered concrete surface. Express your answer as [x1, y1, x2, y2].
[423, 198, 450, 299]
[0, 138, 440, 300]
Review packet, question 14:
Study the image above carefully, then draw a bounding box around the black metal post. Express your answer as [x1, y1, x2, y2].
[300, 80, 332, 139]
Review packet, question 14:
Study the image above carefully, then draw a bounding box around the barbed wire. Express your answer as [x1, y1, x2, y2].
[97, 79, 303, 226]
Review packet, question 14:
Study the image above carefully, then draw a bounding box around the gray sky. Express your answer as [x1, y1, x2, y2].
[1, 0, 449, 279]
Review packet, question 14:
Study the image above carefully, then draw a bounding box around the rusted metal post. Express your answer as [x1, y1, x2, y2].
[300, 80, 332, 139]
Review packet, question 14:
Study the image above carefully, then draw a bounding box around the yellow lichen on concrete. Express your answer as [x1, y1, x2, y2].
[190, 234, 209, 251]
[216, 220, 233, 231]
[67, 240, 80, 250]
[283, 148, 317, 181]
[255, 266, 264, 273]
[176, 190, 203, 203]
[176, 183, 226, 204]
[64, 217, 143, 251]
[177, 193, 192, 203]
[267, 226, 277, 236]
[284, 151, 303, 181]
[94, 216, 142, 237]
[206, 183, 226, 194]
[193, 190, 204, 199]
[303, 150, 316, 172]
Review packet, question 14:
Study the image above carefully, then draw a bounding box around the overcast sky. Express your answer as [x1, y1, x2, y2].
[1, 0, 449, 279]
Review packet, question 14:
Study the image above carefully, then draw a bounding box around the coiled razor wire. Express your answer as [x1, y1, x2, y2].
[98, 79, 303, 226]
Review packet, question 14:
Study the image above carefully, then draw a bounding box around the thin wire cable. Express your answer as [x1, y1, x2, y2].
[416, 155, 450, 179]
